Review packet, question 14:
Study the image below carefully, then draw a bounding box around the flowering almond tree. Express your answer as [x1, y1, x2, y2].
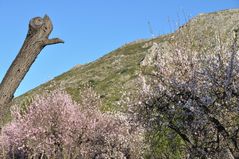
[136, 28, 239, 158]
[0, 88, 144, 158]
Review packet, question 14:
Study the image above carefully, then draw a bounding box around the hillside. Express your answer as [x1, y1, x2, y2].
[0, 8, 238, 158]
[14, 39, 148, 111]
[11, 9, 239, 112]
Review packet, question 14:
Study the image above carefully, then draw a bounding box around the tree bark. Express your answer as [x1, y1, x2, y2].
[0, 15, 64, 107]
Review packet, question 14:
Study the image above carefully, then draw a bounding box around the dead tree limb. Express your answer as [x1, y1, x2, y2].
[0, 15, 64, 107]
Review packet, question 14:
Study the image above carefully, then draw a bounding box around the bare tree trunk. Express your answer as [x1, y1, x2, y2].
[0, 15, 63, 107]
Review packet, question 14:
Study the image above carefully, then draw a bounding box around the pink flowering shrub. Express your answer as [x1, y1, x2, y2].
[0, 88, 144, 158]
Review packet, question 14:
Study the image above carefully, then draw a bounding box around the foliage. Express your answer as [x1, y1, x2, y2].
[143, 128, 185, 159]
[0, 88, 144, 159]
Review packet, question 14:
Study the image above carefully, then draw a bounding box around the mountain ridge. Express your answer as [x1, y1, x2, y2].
[11, 9, 239, 112]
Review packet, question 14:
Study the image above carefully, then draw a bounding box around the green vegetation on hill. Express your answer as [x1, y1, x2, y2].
[15, 41, 151, 112]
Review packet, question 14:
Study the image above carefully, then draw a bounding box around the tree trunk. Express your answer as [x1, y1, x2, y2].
[0, 15, 63, 107]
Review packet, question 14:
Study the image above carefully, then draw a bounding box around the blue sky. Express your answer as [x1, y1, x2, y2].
[0, 1, 238, 96]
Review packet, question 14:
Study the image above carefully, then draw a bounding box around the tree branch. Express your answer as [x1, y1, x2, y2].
[43, 38, 64, 46]
[168, 121, 193, 145]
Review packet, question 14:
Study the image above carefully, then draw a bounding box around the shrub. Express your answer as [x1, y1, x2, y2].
[0, 88, 144, 159]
